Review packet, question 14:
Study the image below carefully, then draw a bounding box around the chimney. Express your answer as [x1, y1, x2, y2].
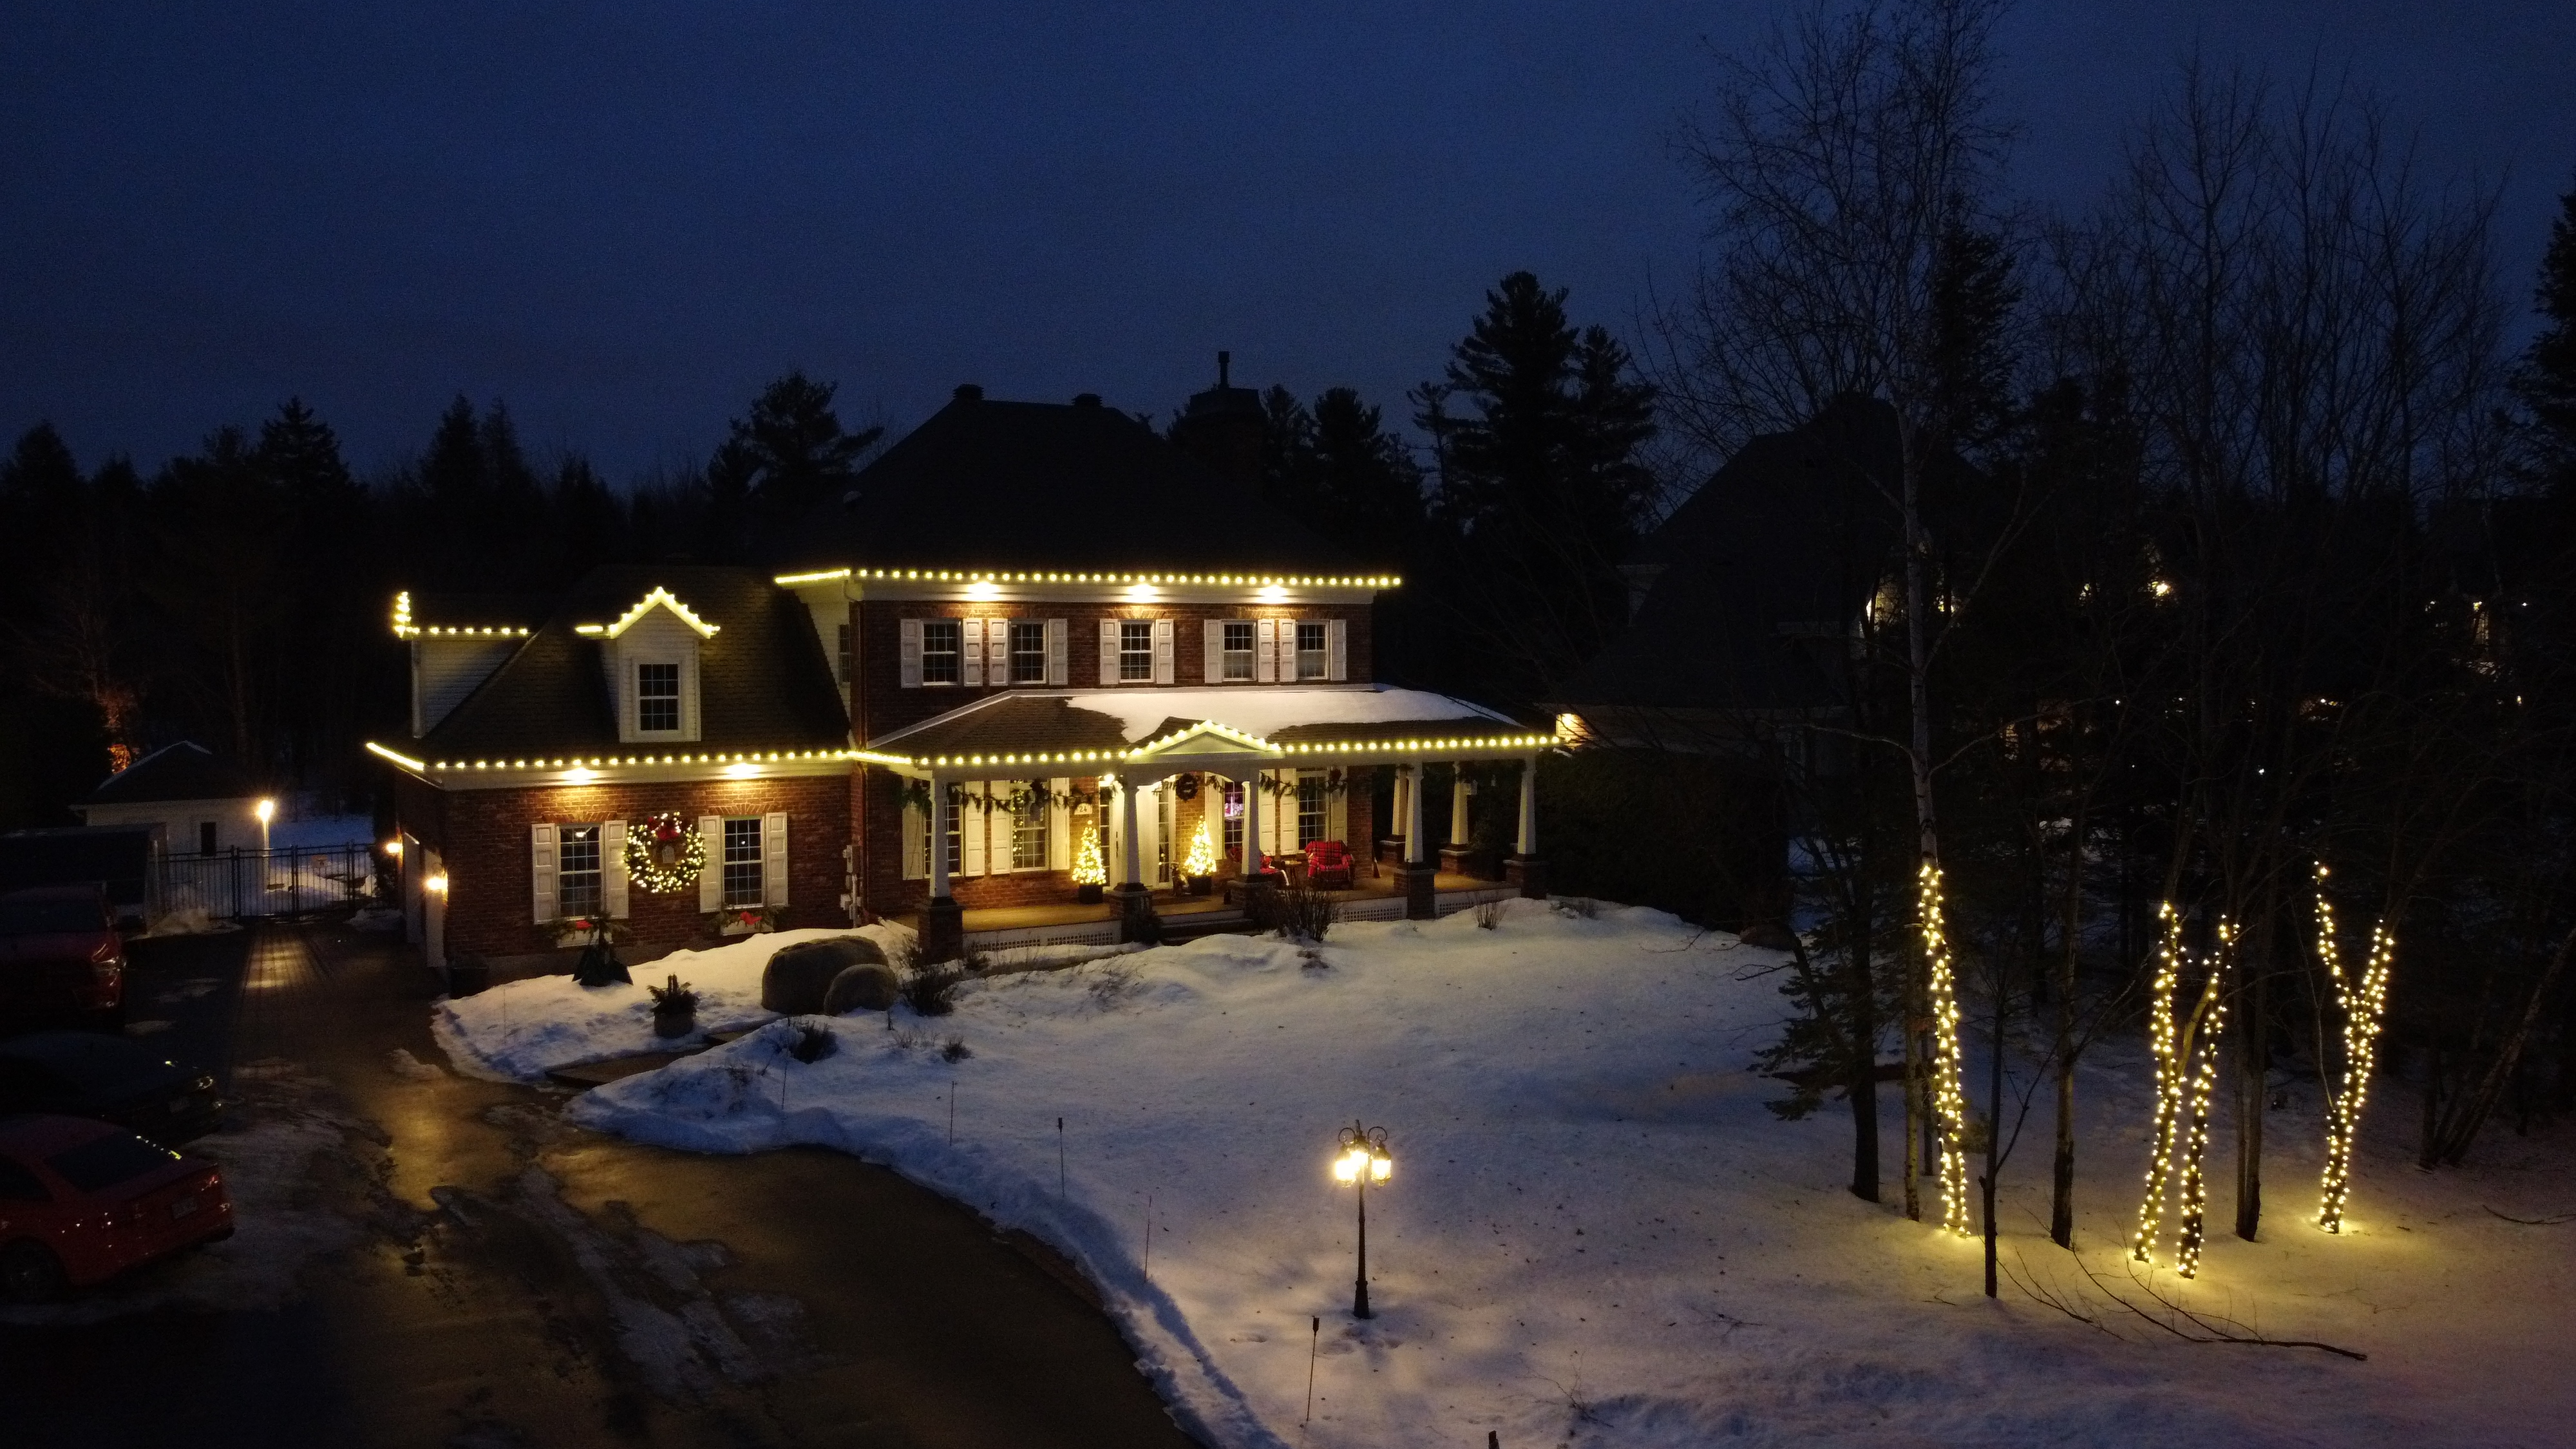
[952, 383, 983, 403]
[1169, 350, 1264, 489]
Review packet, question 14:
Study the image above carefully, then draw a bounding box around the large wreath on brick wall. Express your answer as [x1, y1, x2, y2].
[626, 811, 706, 895]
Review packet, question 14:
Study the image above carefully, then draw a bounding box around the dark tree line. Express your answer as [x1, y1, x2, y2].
[0, 372, 882, 820]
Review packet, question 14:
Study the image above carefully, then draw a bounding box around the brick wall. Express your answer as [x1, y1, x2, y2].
[398, 773, 850, 960]
[853, 599, 1376, 741]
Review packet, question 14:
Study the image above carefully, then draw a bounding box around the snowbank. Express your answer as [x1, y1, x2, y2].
[433, 923, 913, 1081]
[560, 900, 2573, 1448]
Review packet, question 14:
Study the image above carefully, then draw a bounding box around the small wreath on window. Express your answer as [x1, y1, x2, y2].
[626, 811, 706, 894]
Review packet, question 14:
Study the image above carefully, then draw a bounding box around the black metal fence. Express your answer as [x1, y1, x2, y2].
[150, 844, 384, 923]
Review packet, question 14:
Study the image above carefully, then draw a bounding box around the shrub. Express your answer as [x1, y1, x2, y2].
[940, 1036, 972, 1063]
[786, 1019, 835, 1063]
[1475, 899, 1504, 931]
[1250, 878, 1337, 942]
[901, 957, 976, 1017]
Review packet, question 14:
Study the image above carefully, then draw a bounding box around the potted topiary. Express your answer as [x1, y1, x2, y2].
[648, 974, 699, 1039]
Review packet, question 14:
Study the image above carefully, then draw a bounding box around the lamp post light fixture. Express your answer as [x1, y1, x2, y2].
[254, 797, 276, 853]
[1332, 1122, 1392, 1319]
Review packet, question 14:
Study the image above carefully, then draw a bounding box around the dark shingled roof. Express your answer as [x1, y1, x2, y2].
[1551, 399, 1914, 715]
[871, 696, 1134, 760]
[404, 591, 553, 629]
[82, 742, 258, 804]
[417, 565, 849, 760]
[770, 392, 1372, 573]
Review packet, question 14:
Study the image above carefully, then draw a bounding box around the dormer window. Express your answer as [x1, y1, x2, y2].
[637, 664, 681, 732]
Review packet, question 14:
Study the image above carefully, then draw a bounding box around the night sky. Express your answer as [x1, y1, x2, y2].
[6, 3, 2573, 480]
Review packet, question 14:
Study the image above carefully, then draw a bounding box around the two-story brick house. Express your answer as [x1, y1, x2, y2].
[375, 369, 1556, 970]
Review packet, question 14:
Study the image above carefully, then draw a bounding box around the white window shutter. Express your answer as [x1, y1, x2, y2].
[1098, 619, 1119, 684]
[1329, 786, 1348, 845]
[962, 784, 987, 876]
[531, 822, 558, 924]
[1048, 777, 1072, 869]
[1202, 620, 1222, 683]
[762, 812, 789, 907]
[1046, 618, 1068, 685]
[603, 820, 629, 918]
[902, 798, 927, 880]
[1152, 618, 1175, 684]
[961, 617, 985, 687]
[900, 618, 923, 688]
[1327, 619, 1348, 680]
[1255, 619, 1277, 682]
[698, 815, 724, 910]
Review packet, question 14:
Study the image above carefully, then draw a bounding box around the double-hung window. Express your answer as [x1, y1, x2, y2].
[1221, 781, 1244, 857]
[1296, 775, 1326, 846]
[1011, 782, 1049, 869]
[835, 623, 852, 684]
[1222, 621, 1255, 682]
[558, 825, 603, 917]
[637, 664, 681, 732]
[721, 818, 764, 907]
[1295, 622, 1327, 682]
[1119, 620, 1154, 682]
[1010, 621, 1046, 684]
[921, 620, 961, 684]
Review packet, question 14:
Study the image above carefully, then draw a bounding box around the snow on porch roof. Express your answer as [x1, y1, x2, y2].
[860, 686, 1544, 769]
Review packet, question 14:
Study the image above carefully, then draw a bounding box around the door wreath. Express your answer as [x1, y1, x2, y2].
[626, 811, 706, 893]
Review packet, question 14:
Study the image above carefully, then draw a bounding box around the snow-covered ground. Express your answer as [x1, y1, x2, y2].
[440, 900, 2574, 1447]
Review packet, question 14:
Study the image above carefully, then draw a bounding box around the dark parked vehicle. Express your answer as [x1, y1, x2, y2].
[0, 1032, 225, 1145]
[0, 884, 126, 1031]
[0, 1114, 233, 1302]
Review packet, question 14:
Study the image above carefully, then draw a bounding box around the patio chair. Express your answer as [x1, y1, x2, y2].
[1303, 839, 1355, 889]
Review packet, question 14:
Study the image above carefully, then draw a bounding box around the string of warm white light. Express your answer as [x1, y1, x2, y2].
[1918, 862, 1973, 1236]
[2132, 903, 2188, 1264]
[1070, 828, 1107, 887]
[773, 567, 1403, 589]
[2130, 905, 2233, 1278]
[2315, 865, 2395, 1235]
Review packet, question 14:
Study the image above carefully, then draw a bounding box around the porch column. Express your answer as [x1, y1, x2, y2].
[924, 773, 964, 962]
[1381, 766, 1409, 868]
[1111, 774, 1154, 942]
[1242, 771, 1265, 878]
[1397, 761, 1435, 920]
[1506, 752, 1547, 900]
[1440, 761, 1477, 878]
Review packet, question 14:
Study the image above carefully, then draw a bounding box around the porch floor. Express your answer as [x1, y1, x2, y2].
[900, 868, 1513, 951]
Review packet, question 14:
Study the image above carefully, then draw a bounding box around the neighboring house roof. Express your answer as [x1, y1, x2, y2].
[771, 390, 1370, 574]
[417, 565, 849, 761]
[868, 685, 1523, 764]
[80, 743, 258, 805]
[1552, 398, 1916, 717]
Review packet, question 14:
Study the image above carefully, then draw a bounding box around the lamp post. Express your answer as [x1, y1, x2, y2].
[254, 797, 276, 854]
[1332, 1122, 1392, 1318]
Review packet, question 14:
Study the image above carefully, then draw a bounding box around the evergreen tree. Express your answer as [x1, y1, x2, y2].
[719, 371, 885, 541]
[2515, 177, 2576, 484]
[1414, 271, 1657, 696]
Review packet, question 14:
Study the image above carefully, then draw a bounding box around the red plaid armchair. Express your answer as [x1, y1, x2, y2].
[1303, 839, 1354, 889]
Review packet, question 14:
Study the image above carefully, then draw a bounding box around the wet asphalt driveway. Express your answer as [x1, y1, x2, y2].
[0, 923, 1200, 1449]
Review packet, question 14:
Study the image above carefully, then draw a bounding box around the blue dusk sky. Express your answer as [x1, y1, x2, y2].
[5, 3, 2573, 478]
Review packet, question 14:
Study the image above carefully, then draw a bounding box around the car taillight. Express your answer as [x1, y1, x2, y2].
[91, 938, 120, 963]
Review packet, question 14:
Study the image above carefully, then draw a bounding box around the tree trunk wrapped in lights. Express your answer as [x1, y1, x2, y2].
[1918, 864, 1973, 1234]
[2132, 905, 2233, 1278]
[2314, 866, 2394, 1234]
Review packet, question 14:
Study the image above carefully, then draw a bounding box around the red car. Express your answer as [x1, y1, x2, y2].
[0, 884, 127, 1031]
[0, 1113, 233, 1302]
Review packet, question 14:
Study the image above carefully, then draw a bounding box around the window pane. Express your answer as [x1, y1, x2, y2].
[1119, 620, 1153, 681]
[921, 620, 961, 683]
[723, 817, 763, 907]
[1222, 621, 1254, 681]
[638, 663, 680, 732]
[1221, 781, 1244, 855]
[558, 825, 602, 918]
[1010, 620, 1046, 683]
[1298, 776, 1325, 846]
[1012, 781, 1048, 869]
[836, 623, 851, 683]
[1296, 622, 1327, 682]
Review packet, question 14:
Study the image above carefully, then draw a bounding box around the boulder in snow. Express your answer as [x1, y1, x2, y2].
[823, 961, 901, 1014]
[762, 936, 887, 1014]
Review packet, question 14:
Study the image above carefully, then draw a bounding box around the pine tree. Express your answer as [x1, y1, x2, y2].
[721, 371, 885, 530]
[2515, 178, 2576, 483]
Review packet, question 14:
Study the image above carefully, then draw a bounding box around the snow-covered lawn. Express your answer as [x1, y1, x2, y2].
[431, 925, 916, 1081]
[442, 900, 2571, 1446]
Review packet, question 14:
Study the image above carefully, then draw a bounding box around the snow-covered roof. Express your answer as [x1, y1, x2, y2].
[867, 685, 1526, 764]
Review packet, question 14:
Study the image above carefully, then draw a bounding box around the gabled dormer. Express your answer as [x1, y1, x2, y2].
[580, 586, 721, 744]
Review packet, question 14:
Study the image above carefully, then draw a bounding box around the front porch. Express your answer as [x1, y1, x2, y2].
[903, 868, 1518, 953]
